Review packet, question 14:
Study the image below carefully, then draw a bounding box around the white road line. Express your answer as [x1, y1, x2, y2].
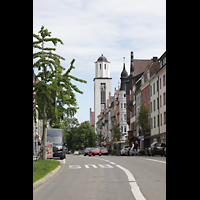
[116, 165, 146, 200]
[109, 162, 116, 165]
[137, 157, 166, 164]
[85, 164, 98, 168]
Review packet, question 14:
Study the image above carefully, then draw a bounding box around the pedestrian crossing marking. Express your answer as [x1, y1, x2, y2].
[68, 164, 114, 169]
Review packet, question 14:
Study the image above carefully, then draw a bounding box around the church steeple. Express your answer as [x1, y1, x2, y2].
[120, 57, 128, 90]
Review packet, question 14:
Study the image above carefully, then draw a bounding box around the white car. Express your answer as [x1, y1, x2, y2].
[74, 151, 79, 155]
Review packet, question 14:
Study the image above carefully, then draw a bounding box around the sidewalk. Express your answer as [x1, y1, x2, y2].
[33, 158, 65, 190]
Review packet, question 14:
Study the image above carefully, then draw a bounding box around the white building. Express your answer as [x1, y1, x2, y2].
[157, 52, 166, 143]
[118, 61, 129, 140]
[94, 54, 112, 133]
[149, 73, 159, 142]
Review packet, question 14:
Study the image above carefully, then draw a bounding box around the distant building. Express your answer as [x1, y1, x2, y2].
[118, 59, 129, 141]
[157, 51, 166, 143]
[93, 54, 112, 134]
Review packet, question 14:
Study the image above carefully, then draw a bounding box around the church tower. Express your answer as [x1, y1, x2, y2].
[94, 54, 112, 133]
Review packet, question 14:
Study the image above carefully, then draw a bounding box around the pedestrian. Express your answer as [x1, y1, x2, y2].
[134, 141, 138, 156]
[131, 142, 134, 156]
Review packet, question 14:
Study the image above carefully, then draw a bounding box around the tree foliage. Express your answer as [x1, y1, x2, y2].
[137, 102, 149, 131]
[62, 118, 96, 150]
[33, 26, 87, 127]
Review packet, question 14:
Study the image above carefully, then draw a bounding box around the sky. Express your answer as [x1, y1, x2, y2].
[33, 0, 166, 123]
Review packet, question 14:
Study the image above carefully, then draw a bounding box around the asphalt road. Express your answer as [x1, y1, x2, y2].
[33, 154, 166, 200]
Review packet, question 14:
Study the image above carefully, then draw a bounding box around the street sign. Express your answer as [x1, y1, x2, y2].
[141, 135, 144, 140]
[46, 143, 53, 158]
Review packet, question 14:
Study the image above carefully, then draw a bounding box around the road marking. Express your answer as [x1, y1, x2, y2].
[137, 157, 166, 164]
[85, 164, 98, 168]
[116, 165, 146, 200]
[69, 165, 81, 169]
[99, 164, 113, 168]
[109, 162, 116, 165]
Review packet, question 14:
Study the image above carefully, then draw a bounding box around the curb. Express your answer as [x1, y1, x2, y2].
[33, 159, 65, 190]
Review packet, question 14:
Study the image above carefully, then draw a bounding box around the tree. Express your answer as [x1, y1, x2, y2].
[62, 120, 96, 150]
[33, 26, 86, 159]
[112, 125, 124, 141]
[137, 101, 149, 136]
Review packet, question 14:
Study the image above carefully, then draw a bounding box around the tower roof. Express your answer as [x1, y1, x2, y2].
[95, 54, 110, 63]
[121, 63, 128, 78]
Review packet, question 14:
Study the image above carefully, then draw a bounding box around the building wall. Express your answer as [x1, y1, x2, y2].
[150, 74, 159, 141]
[94, 78, 111, 133]
[118, 90, 128, 140]
[157, 65, 166, 137]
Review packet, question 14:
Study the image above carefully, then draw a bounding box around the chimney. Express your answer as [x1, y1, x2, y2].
[152, 57, 158, 62]
[130, 51, 134, 76]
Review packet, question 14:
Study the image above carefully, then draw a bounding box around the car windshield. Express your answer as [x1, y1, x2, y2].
[47, 135, 62, 144]
[91, 148, 99, 151]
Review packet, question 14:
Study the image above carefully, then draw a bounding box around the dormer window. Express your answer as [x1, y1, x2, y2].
[141, 76, 144, 85]
[147, 70, 150, 80]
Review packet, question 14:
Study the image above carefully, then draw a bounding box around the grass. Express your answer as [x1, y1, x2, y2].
[33, 159, 61, 183]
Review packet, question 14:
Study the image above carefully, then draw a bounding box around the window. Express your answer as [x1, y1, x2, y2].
[148, 87, 150, 98]
[157, 97, 159, 109]
[160, 114, 162, 125]
[100, 64, 101, 69]
[144, 91, 146, 101]
[147, 70, 150, 80]
[121, 126, 123, 133]
[153, 83, 155, 94]
[151, 102, 152, 113]
[164, 112, 166, 124]
[163, 75, 165, 86]
[124, 94, 126, 97]
[151, 118, 153, 129]
[160, 78, 161, 89]
[150, 86, 152, 96]
[160, 95, 162, 107]
[121, 103, 123, 108]
[101, 83, 106, 111]
[124, 103, 126, 108]
[157, 115, 159, 127]
[153, 100, 155, 111]
[124, 114, 126, 120]
[124, 126, 126, 133]
[154, 117, 156, 128]
[105, 64, 106, 69]
[163, 93, 166, 105]
[157, 80, 159, 92]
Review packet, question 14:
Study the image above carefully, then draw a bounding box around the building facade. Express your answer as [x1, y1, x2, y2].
[94, 54, 112, 133]
[157, 51, 166, 143]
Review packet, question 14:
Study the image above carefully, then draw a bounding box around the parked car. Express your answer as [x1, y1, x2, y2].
[121, 145, 130, 156]
[164, 146, 166, 157]
[74, 151, 79, 155]
[148, 142, 166, 156]
[100, 147, 108, 155]
[89, 148, 102, 156]
[84, 147, 92, 156]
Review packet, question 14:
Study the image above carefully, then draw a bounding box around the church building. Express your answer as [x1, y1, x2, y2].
[93, 54, 112, 133]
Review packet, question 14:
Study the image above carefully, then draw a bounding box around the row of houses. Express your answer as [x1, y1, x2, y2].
[90, 51, 166, 150]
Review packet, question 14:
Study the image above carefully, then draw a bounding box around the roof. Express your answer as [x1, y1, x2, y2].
[133, 59, 153, 76]
[95, 54, 110, 63]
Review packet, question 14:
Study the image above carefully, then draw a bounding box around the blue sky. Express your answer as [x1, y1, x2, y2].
[33, 0, 166, 123]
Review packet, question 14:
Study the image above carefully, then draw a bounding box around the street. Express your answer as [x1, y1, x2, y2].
[33, 154, 166, 200]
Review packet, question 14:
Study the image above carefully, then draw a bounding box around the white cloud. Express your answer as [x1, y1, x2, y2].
[33, 0, 166, 122]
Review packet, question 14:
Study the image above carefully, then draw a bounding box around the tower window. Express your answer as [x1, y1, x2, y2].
[105, 64, 106, 69]
[100, 64, 101, 69]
